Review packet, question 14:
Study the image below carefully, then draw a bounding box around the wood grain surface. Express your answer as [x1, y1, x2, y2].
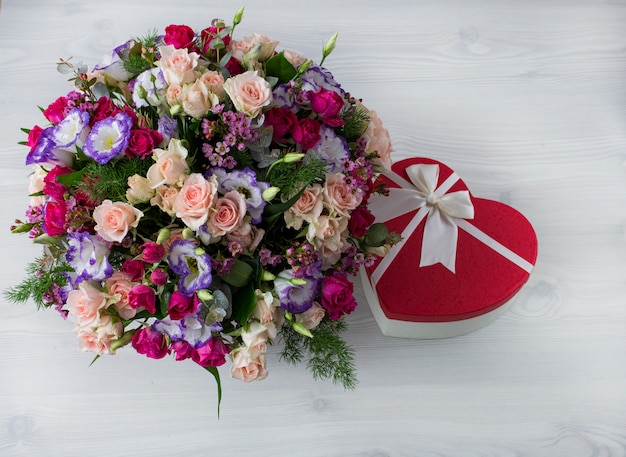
[0, 1, 625, 456]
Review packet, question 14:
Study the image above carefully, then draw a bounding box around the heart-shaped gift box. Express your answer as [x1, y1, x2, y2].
[361, 157, 538, 338]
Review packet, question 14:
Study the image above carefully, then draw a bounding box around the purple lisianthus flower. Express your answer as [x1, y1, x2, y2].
[167, 239, 212, 296]
[153, 313, 222, 349]
[274, 265, 323, 314]
[65, 231, 113, 284]
[300, 65, 345, 97]
[269, 83, 299, 112]
[157, 114, 178, 144]
[83, 112, 133, 164]
[306, 125, 349, 172]
[26, 126, 78, 167]
[93, 39, 135, 82]
[132, 67, 167, 108]
[206, 167, 269, 224]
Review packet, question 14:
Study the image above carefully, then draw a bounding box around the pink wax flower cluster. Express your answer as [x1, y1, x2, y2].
[7, 8, 396, 400]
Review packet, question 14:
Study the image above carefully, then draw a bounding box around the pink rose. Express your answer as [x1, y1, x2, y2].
[292, 118, 321, 150]
[174, 173, 218, 230]
[106, 271, 136, 320]
[309, 89, 345, 127]
[321, 272, 357, 320]
[284, 183, 323, 230]
[222, 70, 272, 117]
[361, 107, 393, 170]
[146, 139, 189, 188]
[42, 165, 72, 201]
[264, 107, 298, 142]
[323, 173, 363, 217]
[93, 199, 143, 243]
[132, 327, 169, 359]
[91, 96, 123, 126]
[44, 200, 67, 236]
[163, 24, 196, 50]
[65, 281, 109, 326]
[150, 269, 169, 286]
[206, 190, 246, 237]
[140, 241, 165, 263]
[200, 25, 231, 54]
[192, 338, 230, 367]
[26, 125, 43, 149]
[128, 284, 156, 314]
[43, 96, 70, 124]
[230, 348, 268, 382]
[121, 258, 144, 282]
[158, 45, 199, 86]
[168, 290, 198, 320]
[171, 340, 193, 361]
[126, 127, 163, 159]
[348, 206, 376, 238]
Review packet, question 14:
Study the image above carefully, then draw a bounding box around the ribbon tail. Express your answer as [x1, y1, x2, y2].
[419, 210, 459, 273]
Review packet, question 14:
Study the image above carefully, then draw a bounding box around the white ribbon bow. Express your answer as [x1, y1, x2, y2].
[372, 163, 474, 273]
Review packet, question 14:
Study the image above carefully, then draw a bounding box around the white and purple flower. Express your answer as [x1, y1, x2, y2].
[167, 239, 213, 296]
[153, 312, 222, 348]
[274, 266, 323, 314]
[83, 112, 133, 164]
[307, 125, 349, 173]
[65, 231, 113, 284]
[132, 67, 167, 109]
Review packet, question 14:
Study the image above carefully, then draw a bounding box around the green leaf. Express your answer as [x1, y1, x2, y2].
[219, 258, 253, 288]
[55, 169, 85, 186]
[204, 366, 223, 418]
[265, 51, 297, 84]
[230, 280, 256, 325]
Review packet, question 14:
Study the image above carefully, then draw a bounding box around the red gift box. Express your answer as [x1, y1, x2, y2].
[361, 157, 538, 338]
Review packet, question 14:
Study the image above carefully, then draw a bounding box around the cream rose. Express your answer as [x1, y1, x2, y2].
[28, 165, 47, 207]
[150, 185, 179, 216]
[93, 199, 143, 243]
[230, 348, 268, 382]
[147, 139, 189, 188]
[182, 79, 219, 119]
[75, 315, 123, 355]
[252, 290, 279, 325]
[223, 71, 272, 118]
[126, 174, 154, 204]
[295, 301, 325, 330]
[361, 107, 393, 170]
[166, 83, 183, 106]
[158, 45, 199, 86]
[306, 214, 348, 255]
[65, 281, 110, 326]
[284, 184, 324, 230]
[241, 321, 277, 358]
[173, 173, 218, 230]
[322, 173, 362, 217]
[283, 49, 308, 69]
[206, 190, 246, 237]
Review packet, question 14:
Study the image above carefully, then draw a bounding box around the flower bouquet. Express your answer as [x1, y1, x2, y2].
[6, 8, 397, 404]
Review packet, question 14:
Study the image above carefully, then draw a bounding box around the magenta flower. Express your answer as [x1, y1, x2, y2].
[320, 271, 357, 320]
[132, 327, 169, 359]
[192, 338, 230, 367]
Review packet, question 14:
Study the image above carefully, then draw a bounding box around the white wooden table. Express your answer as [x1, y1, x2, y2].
[1, 1, 625, 455]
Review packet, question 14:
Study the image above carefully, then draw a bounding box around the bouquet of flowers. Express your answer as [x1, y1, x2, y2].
[7, 8, 396, 403]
